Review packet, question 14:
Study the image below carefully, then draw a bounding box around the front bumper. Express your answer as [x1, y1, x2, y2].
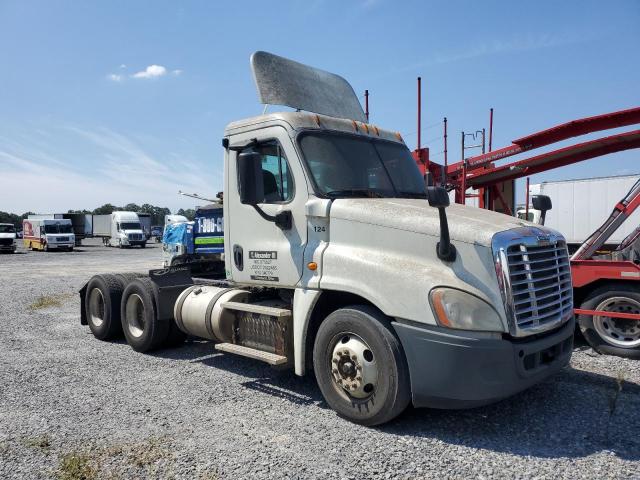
[0, 244, 16, 252]
[392, 317, 574, 409]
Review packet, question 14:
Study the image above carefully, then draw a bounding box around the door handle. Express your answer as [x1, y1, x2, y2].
[233, 244, 244, 271]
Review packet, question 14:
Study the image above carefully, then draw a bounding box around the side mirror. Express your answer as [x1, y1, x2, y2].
[532, 194, 552, 212]
[237, 150, 264, 205]
[426, 186, 450, 208]
[426, 186, 456, 262]
[532, 194, 552, 225]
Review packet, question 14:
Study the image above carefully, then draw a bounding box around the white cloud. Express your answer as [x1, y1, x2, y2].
[132, 65, 168, 79]
[107, 73, 123, 82]
[0, 126, 218, 214]
[172, 69, 183, 76]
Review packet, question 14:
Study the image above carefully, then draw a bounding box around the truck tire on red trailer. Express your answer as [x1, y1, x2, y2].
[578, 283, 640, 359]
[313, 305, 411, 426]
[84, 274, 126, 340]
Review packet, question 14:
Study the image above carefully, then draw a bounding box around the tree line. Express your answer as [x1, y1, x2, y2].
[0, 203, 196, 229]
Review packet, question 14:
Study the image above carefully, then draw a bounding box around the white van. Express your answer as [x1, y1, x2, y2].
[0, 223, 17, 253]
[22, 218, 75, 251]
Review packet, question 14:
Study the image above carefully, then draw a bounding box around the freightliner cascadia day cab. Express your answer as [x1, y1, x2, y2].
[79, 52, 575, 425]
[23, 218, 75, 251]
[0, 223, 17, 253]
[92, 212, 147, 248]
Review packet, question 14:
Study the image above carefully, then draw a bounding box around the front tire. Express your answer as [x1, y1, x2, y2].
[578, 284, 640, 359]
[313, 305, 410, 426]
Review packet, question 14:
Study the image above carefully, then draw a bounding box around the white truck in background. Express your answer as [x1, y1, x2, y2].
[92, 212, 147, 248]
[0, 223, 17, 253]
[79, 52, 575, 426]
[518, 174, 640, 250]
[22, 218, 75, 251]
[164, 214, 189, 227]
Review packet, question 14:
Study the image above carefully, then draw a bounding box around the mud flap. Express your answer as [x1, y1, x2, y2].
[79, 282, 88, 325]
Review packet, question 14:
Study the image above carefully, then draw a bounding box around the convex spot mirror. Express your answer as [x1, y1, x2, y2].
[238, 149, 264, 205]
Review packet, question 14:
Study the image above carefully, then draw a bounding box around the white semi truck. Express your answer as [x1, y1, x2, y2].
[79, 52, 575, 425]
[0, 223, 17, 253]
[22, 218, 75, 251]
[92, 212, 147, 248]
[518, 174, 640, 250]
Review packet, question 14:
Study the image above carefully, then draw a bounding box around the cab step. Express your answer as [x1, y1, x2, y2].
[214, 342, 288, 365]
[220, 301, 292, 318]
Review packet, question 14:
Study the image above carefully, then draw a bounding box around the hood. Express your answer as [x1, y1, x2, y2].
[329, 198, 529, 246]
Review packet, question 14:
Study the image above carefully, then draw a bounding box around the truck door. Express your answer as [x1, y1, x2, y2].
[226, 126, 308, 286]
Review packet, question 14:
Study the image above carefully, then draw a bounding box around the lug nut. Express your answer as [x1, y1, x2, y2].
[332, 358, 338, 363]
[332, 368, 339, 374]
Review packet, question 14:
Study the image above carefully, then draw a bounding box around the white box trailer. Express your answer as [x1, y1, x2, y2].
[91, 212, 146, 248]
[523, 174, 640, 248]
[91, 215, 112, 237]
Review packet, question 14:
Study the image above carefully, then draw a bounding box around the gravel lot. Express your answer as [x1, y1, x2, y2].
[0, 238, 639, 479]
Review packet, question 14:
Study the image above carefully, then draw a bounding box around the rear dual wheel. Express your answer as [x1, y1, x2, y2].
[313, 305, 410, 426]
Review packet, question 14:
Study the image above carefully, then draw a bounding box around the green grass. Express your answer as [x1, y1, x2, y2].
[56, 452, 97, 480]
[23, 434, 51, 451]
[28, 293, 72, 310]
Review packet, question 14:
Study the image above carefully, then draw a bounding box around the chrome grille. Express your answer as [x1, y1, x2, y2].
[128, 233, 142, 241]
[493, 228, 573, 336]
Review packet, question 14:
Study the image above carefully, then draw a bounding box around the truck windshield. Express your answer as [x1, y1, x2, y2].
[44, 224, 73, 234]
[120, 222, 141, 230]
[298, 132, 426, 199]
[0, 225, 15, 233]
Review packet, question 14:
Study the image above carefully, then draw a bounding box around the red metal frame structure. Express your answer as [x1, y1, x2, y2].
[411, 105, 640, 329]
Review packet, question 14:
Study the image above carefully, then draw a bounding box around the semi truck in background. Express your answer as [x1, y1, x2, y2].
[23, 218, 75, 251]
[91, 212, 147, 248]
[79, 51, 575, 425]
[0, 223, 17, 253]
[517, 174, 640, 251]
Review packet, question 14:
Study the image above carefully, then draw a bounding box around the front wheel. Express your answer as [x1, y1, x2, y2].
[313, 305, 410, 426]
[578, 284, 640, 359]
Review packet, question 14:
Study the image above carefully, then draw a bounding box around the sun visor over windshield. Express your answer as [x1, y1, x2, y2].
[250, 51, 367, 123]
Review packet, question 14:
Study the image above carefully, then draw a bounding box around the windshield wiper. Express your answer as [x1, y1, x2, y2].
[325, 189, 385, 198]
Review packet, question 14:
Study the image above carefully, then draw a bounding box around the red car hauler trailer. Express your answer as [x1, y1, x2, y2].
[409, 99, 640, 358]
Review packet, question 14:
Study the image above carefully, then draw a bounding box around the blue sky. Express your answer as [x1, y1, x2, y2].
[1, 0, 638, 214]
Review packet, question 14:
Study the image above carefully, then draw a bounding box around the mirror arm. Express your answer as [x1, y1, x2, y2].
[250, 205, 292, 230]
[436, 207, 457, 262]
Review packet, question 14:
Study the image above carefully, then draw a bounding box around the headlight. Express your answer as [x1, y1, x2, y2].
[430, 287, 503, 332]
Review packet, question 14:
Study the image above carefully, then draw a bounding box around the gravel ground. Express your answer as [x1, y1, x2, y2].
[0, 238, 639, 479]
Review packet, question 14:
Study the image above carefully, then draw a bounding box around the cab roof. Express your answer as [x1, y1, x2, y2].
[224, 111, 406, 146]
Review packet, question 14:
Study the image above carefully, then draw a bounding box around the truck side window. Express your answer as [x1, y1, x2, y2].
[243, 141, 293, 203]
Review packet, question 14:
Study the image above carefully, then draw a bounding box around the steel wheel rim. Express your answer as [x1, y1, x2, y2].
[593, 296, 640, 348]
[330, 333, 378, 400]
[88, 288, 105, 328]
[125, 294, 145, 338]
